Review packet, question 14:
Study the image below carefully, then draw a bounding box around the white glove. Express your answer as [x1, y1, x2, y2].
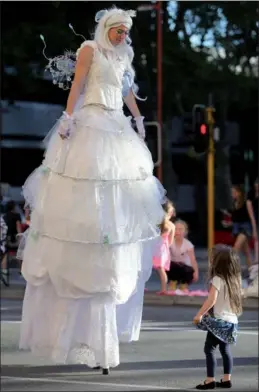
[135, 116, 145, 140]
[59, 111, 74, 139]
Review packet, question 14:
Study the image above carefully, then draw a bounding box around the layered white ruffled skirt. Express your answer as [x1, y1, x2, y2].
[18, 105, 166, 368]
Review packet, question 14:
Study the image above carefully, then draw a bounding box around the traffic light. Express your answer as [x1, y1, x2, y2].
[193, 108, 209, 153]
[200, 124, 207, 135]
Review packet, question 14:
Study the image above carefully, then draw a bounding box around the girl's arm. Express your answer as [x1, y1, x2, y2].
[16, 220, 22, 235]
[187, 247, 199, 282]
[16, 216, 22, 243]
[16, 214, 22, 235]
[220, 209, 232, 217]
[246, 200, 258, 240]
[168, 222, 175, 245]
[193, 285, 218, 323]
[65, 45, 93, 116]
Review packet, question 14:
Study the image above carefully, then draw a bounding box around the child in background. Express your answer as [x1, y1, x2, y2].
[193, 244, 242, 390]
[167, 220, 199, 292]
[153, 199, 175, 294]
[21, 206, 31, 232]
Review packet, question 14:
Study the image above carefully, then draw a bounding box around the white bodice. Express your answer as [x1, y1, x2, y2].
[78, 41, 127, 110]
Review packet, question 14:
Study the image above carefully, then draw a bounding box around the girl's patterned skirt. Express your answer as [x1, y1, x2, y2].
[196, 314, 238, 344]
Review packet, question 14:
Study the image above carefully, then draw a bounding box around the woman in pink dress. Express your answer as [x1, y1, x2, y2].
[153, 200, 175, 294]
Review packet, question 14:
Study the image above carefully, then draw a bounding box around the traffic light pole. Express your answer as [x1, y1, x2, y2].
[206, 104, 215, 252]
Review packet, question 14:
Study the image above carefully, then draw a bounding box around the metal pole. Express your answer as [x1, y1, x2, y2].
[156, 1, 163, 182]
[206, 96, 215, 252]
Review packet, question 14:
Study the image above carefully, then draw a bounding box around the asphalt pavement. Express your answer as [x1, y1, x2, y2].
[1, 300, 258, 391]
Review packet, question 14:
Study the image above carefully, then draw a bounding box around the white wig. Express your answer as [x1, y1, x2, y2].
[94, 6, 145, 100]
[94, 6, 136, 52]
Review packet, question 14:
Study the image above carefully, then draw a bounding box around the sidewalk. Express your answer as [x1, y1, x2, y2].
[1, 264, 258, 309]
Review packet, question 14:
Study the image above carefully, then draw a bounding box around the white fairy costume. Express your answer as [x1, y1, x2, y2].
[18, 8, 166, 369]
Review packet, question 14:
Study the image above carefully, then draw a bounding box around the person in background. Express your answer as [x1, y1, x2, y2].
[167, 220, 199, 293]
[244, 177, 259, 297]
[152, 200, 175, 294]
[21, 206, 31, 232]
[3, 200, 22, 272]
[3, 200, 22, 249]
[246, 178, 258, 264]
[230, 185, 255, 270]
[0, 214, 8, 285]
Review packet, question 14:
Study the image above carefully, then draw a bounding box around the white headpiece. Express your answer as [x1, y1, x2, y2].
[94, 7, 136, 51]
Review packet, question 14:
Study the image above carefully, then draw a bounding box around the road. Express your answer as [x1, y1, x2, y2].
[1, 300, 258, 391]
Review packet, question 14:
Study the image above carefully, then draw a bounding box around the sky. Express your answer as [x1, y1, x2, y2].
[167, 1, 228, 49]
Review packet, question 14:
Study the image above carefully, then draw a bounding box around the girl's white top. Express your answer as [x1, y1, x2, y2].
[77, 40, 130, 111]
[212, 276, 238, 324]
[169, 238, 194, 266]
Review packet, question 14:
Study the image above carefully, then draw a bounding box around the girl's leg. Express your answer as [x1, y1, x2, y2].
[1, 253, 9, 286]
[242, 239, 252, 269]
[233, 233, 248, 268]
[233, 233, 246, 252]
[1, 253, 7, 270]
[219, 342, 233, 382]
[167, 262, 181, 290]
[254, 230, 258, 264]
[157, 267, 167, 292]
[204, 332, 219, 382]
[179, 265, 194, 290]
[168, 280, 177, 290]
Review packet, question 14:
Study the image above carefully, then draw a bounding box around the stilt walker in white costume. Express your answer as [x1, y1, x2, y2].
[17, 6, 166, 374]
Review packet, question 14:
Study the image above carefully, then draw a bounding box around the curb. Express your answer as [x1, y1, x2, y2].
[1, 287, 25, 300]
[144, 293, 259, 309]
[1, 287, 258, 310]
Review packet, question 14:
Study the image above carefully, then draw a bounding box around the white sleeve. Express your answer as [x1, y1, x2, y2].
[169, 244, 175, 259]
[76, 40, 97, 59]
[212, 276, 221, 291]
[185, 239, 194, 251]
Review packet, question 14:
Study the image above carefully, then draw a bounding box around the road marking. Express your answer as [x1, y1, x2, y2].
[141, 326, 258, 335]
[1, 321, 258, 335]
[238, 331, 258, 336]
[1, 320, 21, 324]
[1, 376, 194, 391]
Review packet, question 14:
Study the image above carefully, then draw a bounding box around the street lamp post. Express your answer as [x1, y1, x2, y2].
[137, 1, 163, 183]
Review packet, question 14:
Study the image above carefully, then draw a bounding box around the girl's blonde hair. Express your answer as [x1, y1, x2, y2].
[208, 244, 242, 315]
[232, 184, 245, 209]
[159, 199, 175, 234]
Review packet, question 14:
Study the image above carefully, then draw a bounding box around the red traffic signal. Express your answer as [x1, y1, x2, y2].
[200, 124, 207, 135]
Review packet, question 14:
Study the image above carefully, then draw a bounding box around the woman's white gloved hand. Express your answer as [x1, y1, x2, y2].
[59, 111, 74, 139]
[135, 116, 145, 140]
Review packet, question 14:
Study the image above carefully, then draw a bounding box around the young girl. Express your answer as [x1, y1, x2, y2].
[246, 178, 259, 264]
[230, 185, 255, 269]
[193, 244, 242, 390]
[167, 220, 199, 292]
[153, 199, 175, 294]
